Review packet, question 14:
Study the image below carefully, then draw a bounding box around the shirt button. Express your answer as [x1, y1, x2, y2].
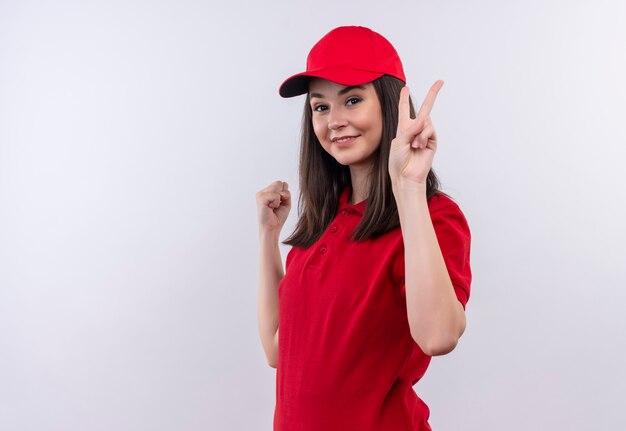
[330, 226, 338, 233]
[320, 246, 327, 254]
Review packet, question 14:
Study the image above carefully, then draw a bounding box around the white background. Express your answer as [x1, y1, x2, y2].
[1, 0, 625, 430]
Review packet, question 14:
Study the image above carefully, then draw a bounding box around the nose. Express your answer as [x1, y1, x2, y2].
[327, 108, 348, 130]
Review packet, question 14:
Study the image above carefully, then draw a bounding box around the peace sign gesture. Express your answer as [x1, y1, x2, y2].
[388, 80, 444, 187]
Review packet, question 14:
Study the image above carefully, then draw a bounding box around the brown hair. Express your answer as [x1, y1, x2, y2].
[282, 75, 451, 248]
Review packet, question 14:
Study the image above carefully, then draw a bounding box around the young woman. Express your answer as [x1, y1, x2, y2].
[256, 25, 472, 431]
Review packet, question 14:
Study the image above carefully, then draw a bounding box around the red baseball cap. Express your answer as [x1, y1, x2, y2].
[278, 26, 406, 98]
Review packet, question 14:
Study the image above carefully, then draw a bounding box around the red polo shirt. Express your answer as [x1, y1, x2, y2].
[274, 184, 472, 431]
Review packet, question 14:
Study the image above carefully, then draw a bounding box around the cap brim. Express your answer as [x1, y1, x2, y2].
[278, 67, 384, 98]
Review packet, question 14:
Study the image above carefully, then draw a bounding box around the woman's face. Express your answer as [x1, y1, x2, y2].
[308, 78, 383, 169]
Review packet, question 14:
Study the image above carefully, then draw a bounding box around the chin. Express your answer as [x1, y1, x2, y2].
[337, 159, 370, 168]
[332, 156, 358, 166]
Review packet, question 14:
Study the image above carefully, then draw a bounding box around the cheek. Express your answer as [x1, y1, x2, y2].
[375, 118, 383, 140]
[371, 109, 383, 140]
[363, 114, 383, 148]
[312, 120, 327, 141]
[358, 111, 383, 138]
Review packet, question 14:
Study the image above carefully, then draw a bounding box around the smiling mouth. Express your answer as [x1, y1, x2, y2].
[333, 136, 359, 144]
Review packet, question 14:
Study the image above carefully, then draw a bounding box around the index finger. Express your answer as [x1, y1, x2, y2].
[417, 80, 444, 118]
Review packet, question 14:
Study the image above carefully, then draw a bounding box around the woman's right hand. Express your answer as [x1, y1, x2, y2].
[256, 180, 291, 235]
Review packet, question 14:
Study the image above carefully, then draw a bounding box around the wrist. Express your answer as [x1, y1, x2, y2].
[392, 179, 428, 213]
[392, 178, 427, 195]
[259, 229, 281, 243]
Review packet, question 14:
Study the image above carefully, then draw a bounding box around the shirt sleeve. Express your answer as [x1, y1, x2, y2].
[430, 202, 472, 309]
[395, 201, 473, 310]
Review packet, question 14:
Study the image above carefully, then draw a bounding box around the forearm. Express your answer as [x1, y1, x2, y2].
[257, 231, 283, 367]
[393, 182, 465, 356]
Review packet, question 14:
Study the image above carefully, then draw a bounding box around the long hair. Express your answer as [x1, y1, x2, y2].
[282, 75, 450, 248]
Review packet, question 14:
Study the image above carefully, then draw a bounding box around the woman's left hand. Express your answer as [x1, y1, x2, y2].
[388, 80, 444, 187]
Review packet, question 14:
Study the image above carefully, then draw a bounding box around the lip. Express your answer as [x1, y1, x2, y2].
[331, 135, 359, 146]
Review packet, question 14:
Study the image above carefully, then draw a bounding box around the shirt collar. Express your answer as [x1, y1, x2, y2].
[338, 184, 367, 215]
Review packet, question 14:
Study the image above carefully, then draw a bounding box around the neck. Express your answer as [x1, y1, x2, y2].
[348, 164, 371, 204]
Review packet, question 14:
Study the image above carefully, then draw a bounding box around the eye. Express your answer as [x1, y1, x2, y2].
[312, 104, 328, 112]
[346, 97, 361, 106]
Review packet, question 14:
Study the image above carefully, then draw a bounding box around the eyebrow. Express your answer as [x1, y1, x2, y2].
[310, 85, 366, 99]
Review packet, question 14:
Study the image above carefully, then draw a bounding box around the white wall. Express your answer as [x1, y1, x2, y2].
[1, 0, 625, 429]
